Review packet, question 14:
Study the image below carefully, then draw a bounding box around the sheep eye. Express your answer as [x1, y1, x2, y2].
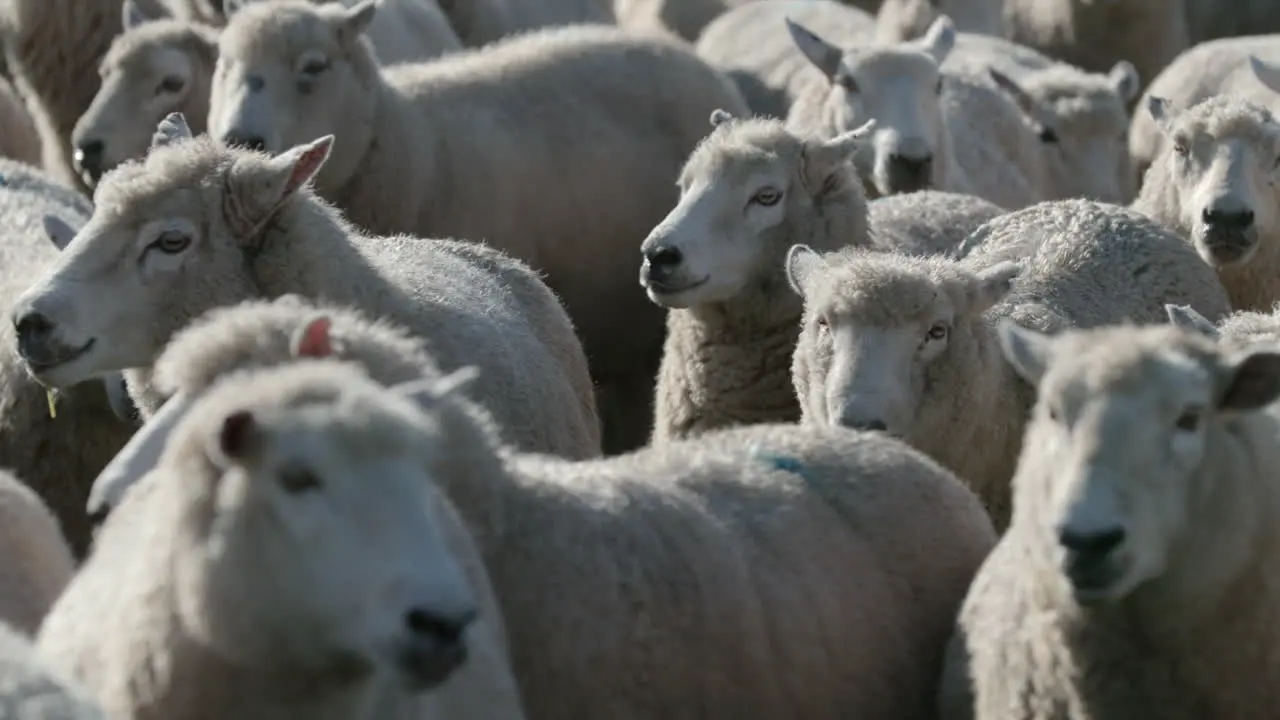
[926, 323, 948, 341]
[815, 316, 830, 332]
[279, 466, 322, 494]
[1174, 409, 1201, 432]
[1173, 141, 1189, 157]
[152, 230, 191, 254]
[1046, 404, 1061, 422]
[301, 58, 330, 76]
[1038, 126, 1059, 143]
[157, 75, 185, 95]
[838, 74, 858, 93]
[752, 187, 782, 206]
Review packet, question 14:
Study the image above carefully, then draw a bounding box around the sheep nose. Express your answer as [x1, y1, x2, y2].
[1058, 526, 1126, 559]
[13, 310, 54, 348]
[643, 245, 683, 279]
[222, 133, 267, 153]
[405, 606, 476, 646]
[74, 140, 104, 178]
[1201, 207, 1255, 230]
[886, 153, 933, 192]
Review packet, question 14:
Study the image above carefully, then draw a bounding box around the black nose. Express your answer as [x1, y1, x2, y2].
[1058, 527, 1126, 558]
[74, 139, 104, 176]
[1201, 207, 1255, 230]
[644, 245, 683, 277]
[887, 153, 933, 191]
[14, 311, 54, 346]
[405, 607, 475, 645]
[222, 133, 267, 153]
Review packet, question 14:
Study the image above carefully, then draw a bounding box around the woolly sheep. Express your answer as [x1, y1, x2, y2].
[786, 199, 1233, 529]
[1131, 94, 1280, 313]
[0, 621, 104, 719]
[0, 0, 123, 191]
[1167, 302, 1280, 351]
[639, 112, 874, 442]
[693, 0, 876, 118]
[207, 9, 748, 453]
[612, 0, 732, 41]
[1001, 0, 1188, 104]
[0, 77, 42, 169]
[944, 33, 1141, 203]
[873, 0, 1001, 43]
[39, 362, 526, 720]
[1128, 38, 1280, 192]
[787, 17, 1047, 209]
[10, 116, 601, 462]
[0, 470, 75, 637]
[0, 158, 135, 556]
[434, 0, 615, 47]
[867, 190, 1004, 257]
[938, 322, 1280, 719]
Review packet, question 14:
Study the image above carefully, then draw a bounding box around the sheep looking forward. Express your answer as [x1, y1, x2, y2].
[10, 115, 600, 461]
[938, 322, 1280, 718]
[786, 199, 1232, 529]
[640, 112, 874, 443]
[38, 361, 526, 720]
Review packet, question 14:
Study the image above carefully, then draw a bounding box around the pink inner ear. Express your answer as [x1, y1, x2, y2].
[284, 139, 333, 195]
[295, 316, 334, 358]
[220, 410, 255, 457]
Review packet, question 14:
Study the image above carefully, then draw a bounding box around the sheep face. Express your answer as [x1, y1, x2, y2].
[72, 7, 213, 187]
[788, 17, 954, 198]
[639, 117, 870, 309]
[1148, 96, 1280, 269]
[209, 0, 377, 169]
[786, 246, 1018, 436]
[9, 118, 332, 390]
[171, 364, 479, 690]
[999, 323, 1280, 606]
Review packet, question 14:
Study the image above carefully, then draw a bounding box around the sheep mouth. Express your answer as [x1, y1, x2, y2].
[645, 276, 709, 296]
[1198, 229, 1258, 267]
[22, 338, 96, 378]
[396, 640, 468, 691]
[1063, 552, 1130, 604]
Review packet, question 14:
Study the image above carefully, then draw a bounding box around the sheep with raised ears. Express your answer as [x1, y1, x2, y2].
[938, 321, 1280, 719]
[1132, 92, 1280, 313]
[639, 111, 875, 442]
[0, 470, 76, 638]
[786, 16, 1049, 209]
[38, 361, 526, 720]
[207, 4, 748, 453]
[10, 114, 601, 462]
[0, 621, 105, 719]
[786, 199, 1232, 530]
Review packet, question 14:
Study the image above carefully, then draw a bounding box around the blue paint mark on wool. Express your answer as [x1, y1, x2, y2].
[750, 446, 810, 481]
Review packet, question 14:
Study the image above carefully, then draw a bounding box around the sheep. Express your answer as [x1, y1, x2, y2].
[937, 321, 1280, 719]
[0, 470, 75, 638]
[1131, 94, 1280, 313]
[873, 0, 1001, 44]
[0, 77, 42, 169]
[207, 8, 749, 454]
[868, 190, 1004, 257]
[613, 0, 735, 41]
[225, 0, 463, 63]
[639, 111, 874, 443]
[785, 199, 1233, 530]
[434, 0, 615, 47]
[0, 0, 124, 192]
[1128, 39, 1280, 192]
[1001, 0, 1188, 105]
[0, 158, 135, 557]
[786, 16, 1048, 210]
[10, 115, 601, 463]
[943, 34, 1141, 204]
[694, 0, 876, 118]
[39, 361, 527, 720]
[0, 621, 104, 719]
[1167, 302, 1280, 351]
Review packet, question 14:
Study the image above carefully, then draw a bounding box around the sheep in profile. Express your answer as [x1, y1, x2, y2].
[938, 322, 1280, 719]
[10, 115, 601, 462]
[0, 470, 75, 637]
[39, 362, 526, 719]
[640, 111, 874, 442]
[786, 17, 1048, 209]
[868, 190, 1004, 257]
[786, 199, 1232, 529]
[208, 6, 748, 453]
[0, 621, 104, 719]
[435, 0, 614, 47]
[1132, 94, 1280, 312]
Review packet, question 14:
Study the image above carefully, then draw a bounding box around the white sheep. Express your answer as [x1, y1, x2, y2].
[613, 0, 735, 41]
[868, 190, 1004, 258]
[938, 321, 1280, 719]
[434, 0, 615, 47]
[640, 111, 875, 443]
[207, 6, 748, 453]
[0, 470, 75, 638]
[1131, 94, 1280, 312]
[10, 115, 601, 462]
[1167, 302, 1280, 352]
[39, 361, 527, 719]
[224, 0, 463, 63]
[0, 158, 135, 556]
[873, 0, 1001, 43]
[786, 199, 1232, 529]
[694, 0, 876, 118]
[0, 621, 104, 719]
[787, 16, 1048, 209]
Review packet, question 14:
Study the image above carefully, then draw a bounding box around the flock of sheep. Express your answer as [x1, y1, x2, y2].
[0, 0, 1278, 716]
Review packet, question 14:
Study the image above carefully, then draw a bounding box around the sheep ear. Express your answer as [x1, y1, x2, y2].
[988, 69, 1056, 142]
[1108, 60, 1140, 102]
[1219, 347, 1280, 411]
[916, 15, 955, 64]
[1147, 96, 1178, 135]
[122, 0, 162, 30]
[335, 0, 380, 43]
[394, 366, 481, 407]
[997, 319, 1053, 385]
[968, 261, 1020, 315]
[104, 373, 139, 424]
[709, 109, 735, 128]
[1249, 55, 1280, 97]
[785, 244, 826, 298]
[42, 214, 78, 251]
[1165, 304, 1219, 339]
[291, 315, 335, 358]
[262, 135, 333, 204]
[87, 390, 196, 521]
[786, 18, 843, 79]
[152, 112, 193, 151]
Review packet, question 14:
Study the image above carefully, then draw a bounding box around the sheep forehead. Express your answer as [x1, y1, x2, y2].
[1042, 327, 1216, 413]
[220, 2, 335, 60]
[1024, 75, 1127, 134]
[681, 121, 802, 184]
[103, 22, 197, 70]
[95, 137, 229, 213]
[844, 50, 937, 84]
[1176, 97, 1279, 145]
[818, 255, 957, 326]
